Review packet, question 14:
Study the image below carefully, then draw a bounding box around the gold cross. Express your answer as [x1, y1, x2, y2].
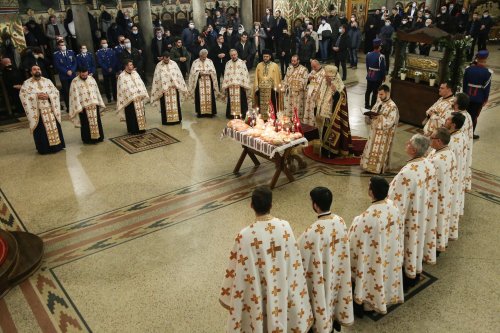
[266, 241, 281, 259]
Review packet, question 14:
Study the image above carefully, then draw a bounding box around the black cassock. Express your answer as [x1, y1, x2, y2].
[160, 92, 182, 125]
[194, 78, 217, 118]
[124, 103, 146, 134]
[225, 87, 248, 120]
[33, 119, 65, 154]
[79, 107, 104, 144]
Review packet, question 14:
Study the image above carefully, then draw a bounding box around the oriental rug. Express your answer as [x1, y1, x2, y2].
[110, 128, 179, 154]
[366, 271, 438, 321]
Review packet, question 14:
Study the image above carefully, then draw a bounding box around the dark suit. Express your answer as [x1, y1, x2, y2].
[262, 15, 276, 50]
[235, 41, 255, 70]
[209, 43, 229, 88]
[151, 37, 170, 62]
[333, 33, 349, 80]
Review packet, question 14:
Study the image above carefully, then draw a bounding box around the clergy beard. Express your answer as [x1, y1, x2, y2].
[80, 76, 88, 80]
[232, 59, 238, 62]
[33, 73, 42, 79]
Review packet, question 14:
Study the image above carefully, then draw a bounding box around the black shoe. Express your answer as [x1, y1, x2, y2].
[473, 134, 480, 140]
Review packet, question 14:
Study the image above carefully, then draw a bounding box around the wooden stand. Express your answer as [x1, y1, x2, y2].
[233, 146, 297, 189]
[391, 78, 439, 127]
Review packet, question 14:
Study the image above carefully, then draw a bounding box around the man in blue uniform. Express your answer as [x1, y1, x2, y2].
[365, 38, 386, 109]
[53, 40, 77, 111]
[96, 39, 118, 103]
[76, 45, 96, 76]
[463, 50, 492, 139]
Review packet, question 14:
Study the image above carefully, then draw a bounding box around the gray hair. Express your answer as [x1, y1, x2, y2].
[199, 49, 208, 56]
[410, 134, 430, 157]
[229, 49, 238, 54]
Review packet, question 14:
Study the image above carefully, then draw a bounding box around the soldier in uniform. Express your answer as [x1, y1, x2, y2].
[364, 38, 386, 109]
[96, 39, 118, 103]
[76, 45, 96, 76]
[463, 50, 492, 139]
[53, 39, 77, 111]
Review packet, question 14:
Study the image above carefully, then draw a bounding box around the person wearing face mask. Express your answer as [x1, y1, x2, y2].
[223, 26, 239, 49]
[128, 25, 145, 55]
[53, 40, 77, 111]
[276, 29, 292, 78]
[418, 19, 433, 56]
[252, 22, 267, 62]
[69, 67, 105, 143]
[398, 16, 411, 32]
[466, 12, 481, 61]
[379, 20, 394, 74]
[19, 65, 65, 154]
[96, 39, 118, 103]
[150, 51, 188, 125]
[389, 7, 402, 30]
[364, 11, 380, 54]
[106, 23, 125, 49]
[348, 22, 361, 69]
[114, 35, 127, 59]
[297, 32, 315, 71]
[116, 60, 149, 134]
[151, 28, 170, 63]
[332, 25, 349, 81]
[317, 17, 333, 63]
[182, 21, 200, 59]
[406, 2, 418, 21]
[1, 57, 25, 115]
[23, 47, 50, 80]
[119, 38, 145, 84]
[214, 10, 227, 33]
[456, 7, 469, 34]
[477, 10, 493, 51]
[327, 10, 341, 41]
[436, 5, 451, 33]
[76, 45, 96, 77]
[303, 24, 319, 56]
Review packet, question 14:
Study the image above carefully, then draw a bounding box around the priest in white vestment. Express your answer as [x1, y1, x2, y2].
[422, 82, 454, 136]
[19, 65, 65, 154]
[188, 49, 219, 118]
[283, 55, 309, 118]
[150, 52, 188, 125]
[220, 186, 314, 332]
[116, 60, 149, 134]
[69, 67, 105, 143]
[445, 112, 467, 240]
[298, 187, 354, 332]
[387, 134, 438, 290]
[360, 84, 399, 174]
[349, 177, 404, 316]
[303, 60, 325, 126]
[428, 128, 457, 253]
[454, 93, 474, 191]
[221, 49, 252, 119]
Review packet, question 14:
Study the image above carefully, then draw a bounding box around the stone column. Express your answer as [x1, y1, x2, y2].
[70, 0, 94, 53]
[192, 0, 205, 32]
[240, 0, 253, 32]
[137, 0, 154, 75]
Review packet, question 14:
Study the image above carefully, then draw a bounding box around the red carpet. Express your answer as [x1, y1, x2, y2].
[0, 235, 7, 265]
[302, 136, 367, 166]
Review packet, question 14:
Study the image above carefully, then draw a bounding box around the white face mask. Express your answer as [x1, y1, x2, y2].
[125, 42, 131, 49]
[425, 14, 430, 18]
[483, 14, 489, 17]
[413, 3, 416, 7]
[462, 10, 466, 14]
[255, 25, 259, 29]
[60, 45, 66, 51]
[402, 20, 408, 24]
[442, 10, 446, 13]
[321, 20, 326, 24]
[425, 23, 430, 27]
[81, 48, 87, 53]
[385, 22, 391, 26]
[132, 30, 138, 35]
[34, 54, 40, 59]
[238, 28, 244, 33]
[189, 24, 195, 29]
[102, 43, 108, 49]
[156, 33, 162, 38]
[338, 28, 343, 33]
[350, 18, 355, 22]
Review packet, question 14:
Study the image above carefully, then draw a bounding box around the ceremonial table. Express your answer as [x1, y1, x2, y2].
[221, 127, 308, 189]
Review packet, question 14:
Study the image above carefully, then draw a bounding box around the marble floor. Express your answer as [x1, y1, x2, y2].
[0, 49, 499, 333]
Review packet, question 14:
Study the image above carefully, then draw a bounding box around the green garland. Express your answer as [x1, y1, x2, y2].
[438, 36, 472, 91]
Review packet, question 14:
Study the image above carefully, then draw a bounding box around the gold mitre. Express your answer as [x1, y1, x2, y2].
[324, 65, 338, 77]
